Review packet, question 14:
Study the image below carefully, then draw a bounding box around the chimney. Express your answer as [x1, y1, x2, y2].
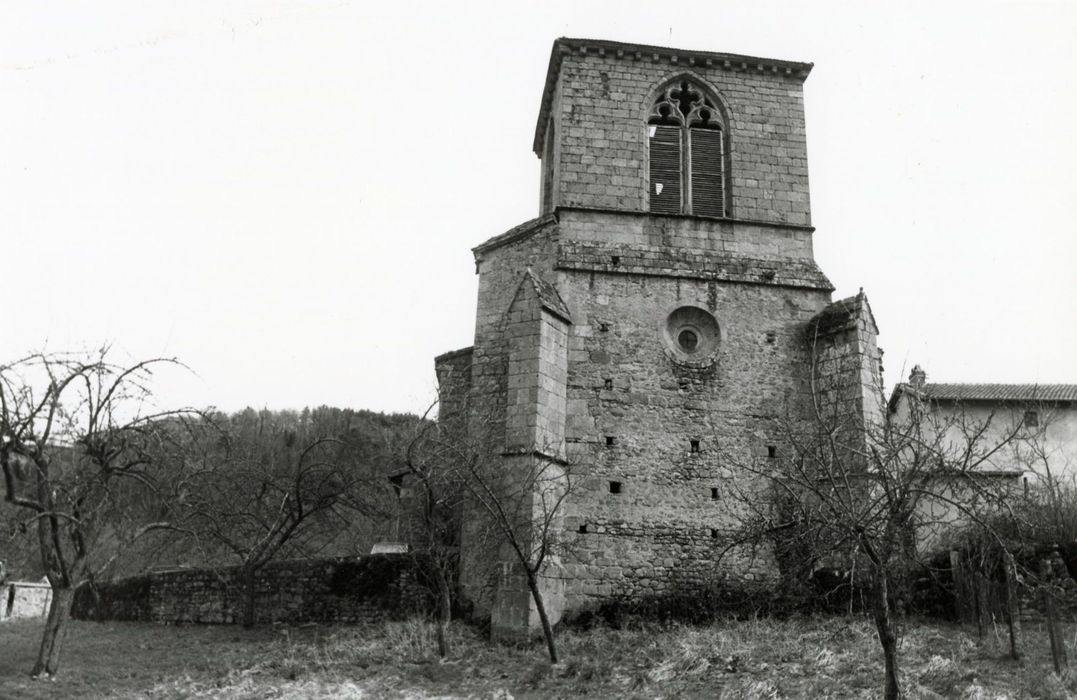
[909, 365, 926, 390]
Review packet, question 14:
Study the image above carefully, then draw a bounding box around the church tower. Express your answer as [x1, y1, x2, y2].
[435, 38, 881, 638]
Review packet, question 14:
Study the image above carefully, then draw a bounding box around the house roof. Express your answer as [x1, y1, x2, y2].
[533, 38, 814, 156]
[888, 382, 1077, 412]
[920, 384, 1077, 403]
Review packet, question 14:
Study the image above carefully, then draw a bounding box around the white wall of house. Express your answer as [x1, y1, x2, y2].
[0, 581, 51, 621]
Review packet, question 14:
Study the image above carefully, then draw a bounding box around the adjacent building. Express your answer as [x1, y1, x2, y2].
[889, 367, 1077, 486]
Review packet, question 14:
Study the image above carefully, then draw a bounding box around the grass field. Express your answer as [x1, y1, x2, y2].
[2, 615, 1076, 699]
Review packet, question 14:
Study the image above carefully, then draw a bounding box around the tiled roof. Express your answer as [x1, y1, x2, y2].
[808, 292, 877, 337]
[921, 384, 1077, 403]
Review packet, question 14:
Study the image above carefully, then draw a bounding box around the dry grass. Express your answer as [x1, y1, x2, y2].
[2, 614, 1077, 698]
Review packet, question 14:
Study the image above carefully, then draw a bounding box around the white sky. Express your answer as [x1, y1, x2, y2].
[2, 1, 1075, 416]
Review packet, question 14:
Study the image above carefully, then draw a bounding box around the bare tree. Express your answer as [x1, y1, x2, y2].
[402, 394, 580, 662]
[400, 401, 462, 657]
[459, 445, 578, 663]
[176, 408, 384, 627]
[719, 374, 1030, 699]
[1004, 405, 1077, 545]
[0, 350, 195, 677]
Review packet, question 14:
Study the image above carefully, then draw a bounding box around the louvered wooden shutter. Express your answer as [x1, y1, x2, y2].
[690, 128, 725, 218]
[649, 125, 682, 214]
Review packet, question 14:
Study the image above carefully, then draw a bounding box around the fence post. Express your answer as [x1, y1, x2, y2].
[1042, 587, 1068, 674]
[1040, 557, 1069, 674]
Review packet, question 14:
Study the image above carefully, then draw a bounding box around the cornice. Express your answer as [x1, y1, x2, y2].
[533, 37, 814, 156]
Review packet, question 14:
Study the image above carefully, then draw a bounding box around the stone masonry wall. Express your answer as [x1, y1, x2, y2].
[545, 50, 811, 225]
[461, 218, 838, 618]
[809, 296, 883, 432]
[558, 208, 815, 260]
[504, 281, 570, 456]
[554, 262, 832, 608]
[471, 222, 561, 451]
[72, 555, 432, 625]
[461, 222, 563, 609]
[444, 40, 874, 632]
[435, 346, 473, 432]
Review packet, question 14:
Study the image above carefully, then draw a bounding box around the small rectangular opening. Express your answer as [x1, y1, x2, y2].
[710, 528, 719, 539]
[609, 480, 622, 494]
[604, 378, 613, 390]
[605, 436, 616, 447]
[765, 331, 776, 344]
[1024, 411, 1039, 428]
[767, 445, 777, 459]
[611, 255, 620, 266]
[599, 323, 610, 333]
[578, 524, 588, 534]
[690, 439, 700, 453]
[710, 487, 719, 500]
[1023, 476, 1030, 497]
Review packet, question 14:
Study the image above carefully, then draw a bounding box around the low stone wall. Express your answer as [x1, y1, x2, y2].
[72, 554, 433, 625]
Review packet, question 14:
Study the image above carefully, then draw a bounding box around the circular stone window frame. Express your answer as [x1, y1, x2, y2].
[659, 305, 722, 368]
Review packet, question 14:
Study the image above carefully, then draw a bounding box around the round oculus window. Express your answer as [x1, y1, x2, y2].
[662, 306, 720, 361]
[678, 329, 699, 353]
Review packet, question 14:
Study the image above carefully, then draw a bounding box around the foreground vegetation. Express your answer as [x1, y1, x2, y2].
[2, 615, 1077, 699]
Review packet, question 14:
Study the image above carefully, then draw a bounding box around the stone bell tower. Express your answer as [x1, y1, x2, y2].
[435, 38, 881, 638]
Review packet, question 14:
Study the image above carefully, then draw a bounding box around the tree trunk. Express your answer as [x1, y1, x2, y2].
[525, 571, 558, 663]
[1001, 549, 1021, 660]
[434, 566, 452, 658]
[242, 568, 257, 629]
[870, 569, 901, 700]
[30, 586, 75, 678]
[975, 572, 990, 641]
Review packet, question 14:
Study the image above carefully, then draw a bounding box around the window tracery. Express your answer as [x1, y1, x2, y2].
[647, 79, 727, 217]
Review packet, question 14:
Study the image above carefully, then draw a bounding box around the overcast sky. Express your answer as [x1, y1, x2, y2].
[2, 1, 1075, 416]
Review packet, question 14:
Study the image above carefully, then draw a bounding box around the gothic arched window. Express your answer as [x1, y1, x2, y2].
[647, 79, 727, 218]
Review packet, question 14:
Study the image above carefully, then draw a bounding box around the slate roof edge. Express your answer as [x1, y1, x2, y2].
[472, 213, 558, 257]
[523, 267, 573, 324]
[808, 291, 878, 337]
[434, 346, 474, 365]
[534, 38, 814, 156]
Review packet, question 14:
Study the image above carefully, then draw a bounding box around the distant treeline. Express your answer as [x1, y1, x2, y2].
[0, 406, 424, 582]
